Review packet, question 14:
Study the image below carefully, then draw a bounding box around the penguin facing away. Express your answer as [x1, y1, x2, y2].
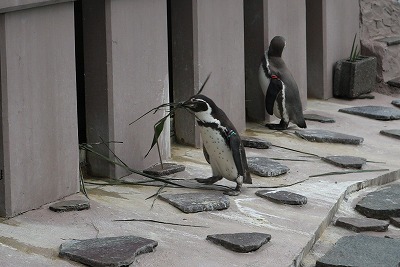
[184, 94, 252, 196]
[259, 36, 307, 130]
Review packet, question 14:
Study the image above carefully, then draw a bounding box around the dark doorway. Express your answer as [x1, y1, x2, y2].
[74, 0, 87, 144]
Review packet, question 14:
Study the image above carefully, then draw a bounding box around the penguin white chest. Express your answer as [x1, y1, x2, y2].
[199, 127, 237, 181]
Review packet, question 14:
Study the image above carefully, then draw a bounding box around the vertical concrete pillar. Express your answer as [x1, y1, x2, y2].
[171, 0, 245, 147]
[83, 0, 170, 178]
[0, 1, 79, 217]
[306, 0, 360, 99]
[244, 0, 307, 121]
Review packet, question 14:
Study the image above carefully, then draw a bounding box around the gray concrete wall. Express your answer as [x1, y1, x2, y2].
[0, 1, 79, 217]
[244, 0, 307, 122]
[307, 0, 360, 99]
[84, 0, 170, 178]
[172, 0, 245, 147]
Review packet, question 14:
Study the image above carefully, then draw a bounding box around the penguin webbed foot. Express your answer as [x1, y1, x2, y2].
[224, 180, 242, 196]
[195, 176, 222, 185]
[224, 189, 241, 196]
[265, 119, 289, 130]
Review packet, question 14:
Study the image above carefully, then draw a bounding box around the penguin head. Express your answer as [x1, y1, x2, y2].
[268, 36, 286, 57]
[183, 94, 215, 113]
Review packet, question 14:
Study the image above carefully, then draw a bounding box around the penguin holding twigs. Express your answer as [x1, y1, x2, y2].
[184, 95, 252, 196]
[259, 36, 306, 130]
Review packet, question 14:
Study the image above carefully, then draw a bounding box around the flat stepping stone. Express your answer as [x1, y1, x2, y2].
[322, 155, 366, 169]
[206, 232, 271, 253]
[392, 99, 400, 108]
[159, 192, 229, 213]
[49, 200, 90, 212]
[59, 236, 158, 266]
[356, 93, 375, 99]
[247, 157, 289, 177]
[143, 163, 185, 176]
[390, 217, 400, 228]
[316, 235, 400, 267]
[304, 113, 335, 123]
[295, 129, 364, 145]
[355, 184, 400, 219]
[378, 36, 400, 46]
[255, 190, 307, 205]
[380, 129, 400, 140]
[388, 77, 400, 88]
[241, 136, 271, 149]
[335, 217, 389, 232]
[338, 105, 400, 120]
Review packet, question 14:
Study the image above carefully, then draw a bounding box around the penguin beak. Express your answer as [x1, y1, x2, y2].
[182, 99, 197, 110]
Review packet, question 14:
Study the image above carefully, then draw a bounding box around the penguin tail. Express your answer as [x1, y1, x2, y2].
[297, 120, 307, 128]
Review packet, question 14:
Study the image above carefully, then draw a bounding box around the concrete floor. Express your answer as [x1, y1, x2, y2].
[1, 92, 400, 267]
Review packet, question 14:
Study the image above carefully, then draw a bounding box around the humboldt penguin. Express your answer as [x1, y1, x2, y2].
[259, 36, 307, 130]
[184, 94, 252, 196]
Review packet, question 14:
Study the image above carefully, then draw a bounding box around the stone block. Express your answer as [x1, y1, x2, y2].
[333, 56, 377, 98]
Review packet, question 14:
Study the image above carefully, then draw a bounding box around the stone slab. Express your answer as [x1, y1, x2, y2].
[247, 157, 289, 177]
[380, 129, 400, 140]
[49, 200, 90, 212]
[322, 156, 366, 169]
[241, 136, 271, 149]
[59, 236, 158, 267]
[316, 235, 400, 267]
[356, 93, 375, 99]
[206, 232, 271, 253]
[335, 217, 389, 232]
[295, 129, 364, 145]
[304, 114, 335, 123]
[377, 36, 400, 46]
[388, 78, 400, 88]
[143, 163, 185, 176]
[390, 217, 400, 228]
[255, 190, 307, 205]
[392, 99, 400, 108]
[338, 105, 400, 120]
[355, 184, 400, 219]
[159, 192, 230, 213]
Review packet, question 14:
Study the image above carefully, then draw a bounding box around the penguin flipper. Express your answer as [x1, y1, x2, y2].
[202, 145, 210, 165]
[229, 134, 252, 184]
[265, 78, 283, 115]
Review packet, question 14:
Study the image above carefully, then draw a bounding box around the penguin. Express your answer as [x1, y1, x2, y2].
[259, 36, 307, 130]
[183, 94, 252, 196]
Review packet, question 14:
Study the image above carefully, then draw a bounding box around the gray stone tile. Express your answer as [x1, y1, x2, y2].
[377, 36, 400, 46]
[241, 136, 271, 149]
[338, 105, 400, 120]
[380, 129, 400, 140]
[206, 232, 271, 253]
[335, 217, 389, 232]
[255, 190, 307, 205]
[355, 184, 400, 219]
[388, 77, 400, 88]
[247, 157, 289, 177]
[390, 217, 400, 228]
[392, 99, 400, 107]
[316, 235, 400, 267]
[143, 163, 185, 176]
[304, 114, 335, 123]
[322, 156, 366, 169]
[159, 192, 230, 213]
[49, 200, 90, 212]
[295, 129, 364, 145]
[59, 236, 158, 267]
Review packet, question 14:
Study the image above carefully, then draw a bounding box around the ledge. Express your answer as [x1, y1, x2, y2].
[0, 0, 75, 14]
[377, 36, 400, 46]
